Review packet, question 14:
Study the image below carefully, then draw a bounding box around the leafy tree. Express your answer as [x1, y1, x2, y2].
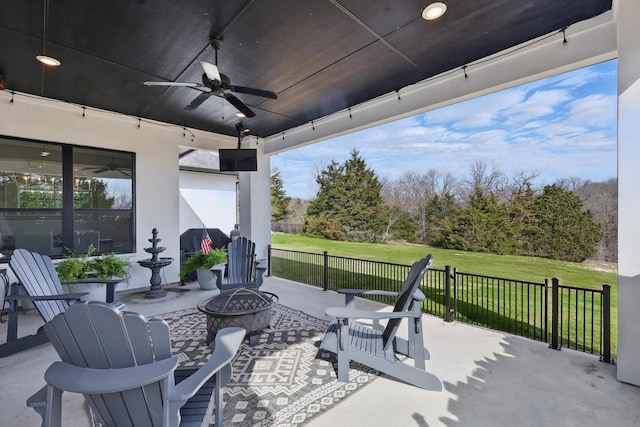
[508, 179, 538, 254]
[388, 207, 418, 242]
[270, 168, 291, 223]
[74, 180, 115, 208]
[442, 187, 516, 255]
[304, 149, 385, 241]
[529, 185, 602, 262]
[425, 193, 457, 246]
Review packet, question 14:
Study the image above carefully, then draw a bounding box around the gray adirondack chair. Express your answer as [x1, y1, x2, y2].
[0, 249, 125, 358]
[319, 254, 442, 390]
[220, 237, 266, 291]
[27, 301, 246, 427]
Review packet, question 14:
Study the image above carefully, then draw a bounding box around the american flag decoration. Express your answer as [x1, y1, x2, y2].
[201, 227, 213, 254]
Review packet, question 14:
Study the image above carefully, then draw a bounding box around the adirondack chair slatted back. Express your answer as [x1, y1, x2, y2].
[10, 249, 69, 322]
[381, 254, 433, 349]
[45, 302, 173, 427]
[227, 237, 256, 284]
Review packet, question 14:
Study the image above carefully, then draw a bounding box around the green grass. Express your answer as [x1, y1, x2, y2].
[271, 233, 617, 287]
[271, 233, 618, 355]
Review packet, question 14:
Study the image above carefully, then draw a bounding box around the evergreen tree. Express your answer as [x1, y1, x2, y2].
[530, 185, 602, 262]
[389, 208, 418, 242]
[304, 149, 386, 241]
[270, 169, 291, 223]
[442, 187, 516, 254]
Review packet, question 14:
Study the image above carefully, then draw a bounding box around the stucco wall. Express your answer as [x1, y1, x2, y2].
[0, 91, 232, 292]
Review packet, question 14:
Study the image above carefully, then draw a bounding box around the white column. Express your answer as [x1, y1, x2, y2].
[617, 0, 640, 385]
[238, 139, 272, 260]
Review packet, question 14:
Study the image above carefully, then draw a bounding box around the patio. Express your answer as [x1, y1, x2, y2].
[2, 276, 639, 427]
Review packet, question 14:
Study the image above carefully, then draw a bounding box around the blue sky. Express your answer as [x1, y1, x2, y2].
[271, 59, 617, 200]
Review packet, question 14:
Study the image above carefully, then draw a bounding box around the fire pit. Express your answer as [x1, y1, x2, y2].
[197, 288, 278, 346]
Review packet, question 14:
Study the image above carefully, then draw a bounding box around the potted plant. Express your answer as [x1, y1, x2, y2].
[55, 245, 131, 300]
[180, 249, 228, 289]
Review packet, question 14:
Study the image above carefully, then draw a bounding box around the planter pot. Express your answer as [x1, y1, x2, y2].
[70, 282, 110, 302]
[196, 265, 225, 290]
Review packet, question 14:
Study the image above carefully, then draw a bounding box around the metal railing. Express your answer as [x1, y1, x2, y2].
[268, 246, 613, 363]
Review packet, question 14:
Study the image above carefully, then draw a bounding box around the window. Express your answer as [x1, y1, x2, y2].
[0, 136, 135, 259]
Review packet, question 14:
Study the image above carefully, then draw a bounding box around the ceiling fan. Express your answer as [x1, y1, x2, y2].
[143, 38, 277, 118]
[82, 156, 131, 176]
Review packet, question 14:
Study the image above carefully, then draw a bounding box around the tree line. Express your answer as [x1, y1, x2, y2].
[271, 150, 616, 263]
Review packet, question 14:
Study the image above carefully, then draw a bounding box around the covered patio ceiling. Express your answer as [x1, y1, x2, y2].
[0, 0, 613, 143]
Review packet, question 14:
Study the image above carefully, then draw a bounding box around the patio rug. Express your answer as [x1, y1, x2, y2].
[159, 304, 379, 426]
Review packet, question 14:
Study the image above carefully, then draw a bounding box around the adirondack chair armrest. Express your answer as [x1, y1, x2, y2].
[44, 357, 179, 394]
[5, 292, 88, 302]
[170, 327, 246, 401]
[60, 278, 123, 286]
[255, 260, 267, 286]
[326, 307, 422, 321]
[337, 289, 399, 297]
[337, 289, 400, 307]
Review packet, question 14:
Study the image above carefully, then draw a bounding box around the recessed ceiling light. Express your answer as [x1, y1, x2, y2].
[36, 55, 61, 67]
[235, 112, 246, 118]
[422, 2, 447, 20]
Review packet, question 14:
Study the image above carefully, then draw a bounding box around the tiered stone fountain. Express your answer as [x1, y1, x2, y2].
[137, 228, 173, 299]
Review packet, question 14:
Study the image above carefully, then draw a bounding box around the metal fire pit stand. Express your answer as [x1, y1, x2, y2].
[197, 289, 278, 346]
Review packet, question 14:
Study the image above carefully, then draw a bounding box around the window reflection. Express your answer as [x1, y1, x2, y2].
[0, 137, 135, 259]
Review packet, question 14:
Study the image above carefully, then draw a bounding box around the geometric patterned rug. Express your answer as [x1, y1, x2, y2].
[158, 304, 379, 426]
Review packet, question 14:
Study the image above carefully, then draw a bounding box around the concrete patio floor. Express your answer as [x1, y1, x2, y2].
[1, 276, 639, 427]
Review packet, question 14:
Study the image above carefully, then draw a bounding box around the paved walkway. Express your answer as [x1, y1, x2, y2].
[1, 276, 639, 426]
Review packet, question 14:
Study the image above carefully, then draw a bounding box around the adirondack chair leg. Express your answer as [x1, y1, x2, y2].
[0, 296, 49, 358]
[336, 319, 350, 382]
[0, 331, 49, 357]
[406, 304, 422, 359]
[6, 297, 19, 342]
[413, 318, 426, 370]
[27, 386, 47, 427]
[44, 385, 63, 427]
[214, 372, 223, 427]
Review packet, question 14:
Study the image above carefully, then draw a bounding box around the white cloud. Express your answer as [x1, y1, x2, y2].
[566, 94, 616, 128]
[504, 89, 573, 124]
[272, 61, 618, 200]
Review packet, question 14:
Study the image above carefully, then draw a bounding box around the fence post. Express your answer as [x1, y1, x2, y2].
[550, 277, 560, 351]
[453, 267, 458, 321]
[323, 251, 329, 291]
[601, 284, 612, 364]
[544, 278, 548, 343]
[444, 265, 451, 322]
[267, 245, 272, 277]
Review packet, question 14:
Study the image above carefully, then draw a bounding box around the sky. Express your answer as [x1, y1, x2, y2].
[271, 59, 618, 200]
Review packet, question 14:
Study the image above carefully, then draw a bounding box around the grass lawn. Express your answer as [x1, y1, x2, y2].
[271, 233, 617, 288]
[271, 233, 618, 355]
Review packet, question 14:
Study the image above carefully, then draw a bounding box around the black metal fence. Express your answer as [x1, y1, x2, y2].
[268, 246, 613, 363]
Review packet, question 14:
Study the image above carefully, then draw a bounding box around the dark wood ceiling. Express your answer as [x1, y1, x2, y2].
[0, 0, 612, 139]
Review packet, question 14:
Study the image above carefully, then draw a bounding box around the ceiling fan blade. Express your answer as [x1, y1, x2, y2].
[117, 169, 131, 176]
[185, 92, 213, 111]
[92, 168, 109, 173]
[200, 61, 221, 83]
[224, 94, 256, 118]
[143, 81, 199, 87]
[229, 85, 278, 99]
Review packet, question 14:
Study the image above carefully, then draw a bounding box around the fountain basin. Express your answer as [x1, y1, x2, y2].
[137, 257, 173, 269]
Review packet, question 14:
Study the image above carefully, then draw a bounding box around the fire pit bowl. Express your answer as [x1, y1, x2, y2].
[197, 288, 279, 346]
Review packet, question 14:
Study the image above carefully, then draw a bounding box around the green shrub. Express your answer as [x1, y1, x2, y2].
[180, 249, 227, 279]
